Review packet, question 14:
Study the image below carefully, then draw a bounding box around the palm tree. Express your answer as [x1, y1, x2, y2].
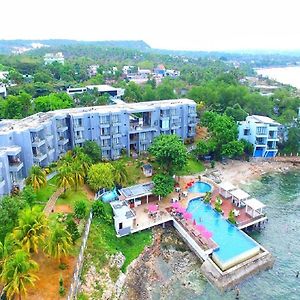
[25, 165, 46, 191]
[58, 150, 73, 167]
[74, 152, 91, 177]
[0, 235, 21, 272]
[112, 161, 129, 187]
[71, 160, 85, 191]
[0, 249, 38, 300]
[56, 165, 74, 193]
[13, 206, 48, 254]
[44, 223, 72, 264]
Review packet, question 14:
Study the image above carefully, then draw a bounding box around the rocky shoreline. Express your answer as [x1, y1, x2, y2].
[120, 226, 206, 300]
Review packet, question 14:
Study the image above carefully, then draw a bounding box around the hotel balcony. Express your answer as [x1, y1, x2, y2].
[129, 125, 156, 133]
[47, 148, 55, 155]
[58, 137, 69, 145]
[99, 123, 110, 128]
[112, 143, 122, 149]
[188, 111, 197, 117]
[268, 133, 279, 140]
[57, 125, 68, 132]
[140, 139, 149, 145]
[33, 153, 47, 163]
[9, 160, 24, 172]
[100, 134, 111, 140]
[111, 121, 122, 127]
[46, 134, 54, 141]
[75, 136, 85, 144]
[255, 140, 267, 146]
[102, 144, 111, 150]
[32, 137, 46, 147]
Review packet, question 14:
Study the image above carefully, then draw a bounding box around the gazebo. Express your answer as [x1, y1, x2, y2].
[244, 198, 266, 218]
[229, 188, 250, 207]
[218, 181, 237, 198]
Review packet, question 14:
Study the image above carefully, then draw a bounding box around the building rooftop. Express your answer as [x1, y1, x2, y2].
[0, 99, 195, 134]
[119, 182, 154, 200]
[110, 200, 135, 219]
[230, 189, 250, 201]
[218, 181, 237, 192]
[244, 198, 266, 211]
[247, 115, 280, 126]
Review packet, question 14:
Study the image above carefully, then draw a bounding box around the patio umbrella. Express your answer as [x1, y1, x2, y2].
[183, 212, 192, 220]
[172, 202, 180, 209]
[196, 224, 206, 232]
[148, 204, 158, 213]
[202, 230, 213, 239]
[177, 206, 186, 214]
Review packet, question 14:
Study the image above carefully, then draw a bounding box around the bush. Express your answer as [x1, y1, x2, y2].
[109, 265, 120, 283]
[210, 160, 215, 168]
[74, 200, 87, 219]
[59, 275, 65, 296]
[92, 201, 111, 223]
[203, 192, 211, 204]
[228, 210, 236, 224]
[66, 217, 80, 243]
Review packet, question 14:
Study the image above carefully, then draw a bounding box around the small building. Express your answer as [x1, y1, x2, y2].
[142, 164, 153, 177]
[86, 84, 124, 99]
[110, 200, 136, 236]
[44, 52, 65, 65]
[87, 65, 99, 77]
[244, 198, 266, 218]
[218, 181, 237, 199]
[154, 64, 166, 76]
[118, 182, 155, 208]
[229, 188, 250, 207]
[238, 115, 280, 158]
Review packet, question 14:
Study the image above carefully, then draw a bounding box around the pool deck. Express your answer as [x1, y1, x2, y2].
[116, 175, 273, 291]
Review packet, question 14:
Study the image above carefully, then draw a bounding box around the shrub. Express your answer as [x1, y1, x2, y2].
[66, 217, 80, 243]
[92, 201, 111, 223]
[59, 275, 65, 296]
[228, 210, 236, 224]
[74, 200, 87, 219]
[203, 192, 211, 204]
[109, 265, 120, 283]
[210, 160, 215, 168]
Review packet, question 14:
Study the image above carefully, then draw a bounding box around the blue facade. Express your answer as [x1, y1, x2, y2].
[238, 115, 280, 158]
[0, 99, 197, 196]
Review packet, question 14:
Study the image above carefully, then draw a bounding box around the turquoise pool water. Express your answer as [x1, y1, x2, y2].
[101, 188, 118, 202]
[187, 198, 258, 264]
[188, 181, 212, 193]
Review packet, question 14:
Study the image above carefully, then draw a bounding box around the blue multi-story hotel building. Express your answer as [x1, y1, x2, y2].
[238, 115, 280, 158]
[0, 99, 197, 196]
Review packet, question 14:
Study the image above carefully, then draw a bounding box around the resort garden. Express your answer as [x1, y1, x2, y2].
[0, 135, 206, 299]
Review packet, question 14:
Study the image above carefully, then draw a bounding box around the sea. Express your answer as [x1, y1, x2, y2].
[256, 66, 300, 89]
[157, 171, 300, 300]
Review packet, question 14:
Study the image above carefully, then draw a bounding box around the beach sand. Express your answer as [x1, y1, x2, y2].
[211, 159, 299, 186]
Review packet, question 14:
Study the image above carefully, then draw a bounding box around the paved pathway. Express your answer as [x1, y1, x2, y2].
[43, 187, 64, 216]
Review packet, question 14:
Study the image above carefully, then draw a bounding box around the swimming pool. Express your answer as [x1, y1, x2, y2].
[101, 188, 118, 202]
[187, 198, 260, 270]
[188, 181, 212, 193]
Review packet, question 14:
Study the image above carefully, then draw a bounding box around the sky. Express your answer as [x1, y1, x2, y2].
[1, 0, 300, 51]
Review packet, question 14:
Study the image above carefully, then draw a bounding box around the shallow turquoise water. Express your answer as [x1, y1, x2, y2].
[188, 181, 212, 193]
[191, 170, 300, 300]
[187, 198, 258, 264]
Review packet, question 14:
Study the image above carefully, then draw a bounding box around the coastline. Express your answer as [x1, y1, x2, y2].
[211, 159, 300, 186]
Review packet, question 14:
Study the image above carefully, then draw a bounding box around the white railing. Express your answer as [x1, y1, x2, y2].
[66, 211, 93, 300]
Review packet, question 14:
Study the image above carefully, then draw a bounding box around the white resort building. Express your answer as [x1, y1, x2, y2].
[238, 115, 280, 158]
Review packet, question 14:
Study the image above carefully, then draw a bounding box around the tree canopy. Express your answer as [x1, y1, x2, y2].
[148, 135, 188, 175]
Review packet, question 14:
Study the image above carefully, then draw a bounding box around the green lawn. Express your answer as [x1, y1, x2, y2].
[84, 204, 152, 273]
[56, 188, 92, 210]
[176, 155, 205, 176]
[35, 177, 57, 204]
[117, 156, 145, 185]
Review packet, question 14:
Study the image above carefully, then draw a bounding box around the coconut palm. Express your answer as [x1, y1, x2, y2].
[25, 165, 46, 191]
[112, 161, 129, 187]
[56, 165, 74, 193]
[13, 206, 48, 254]
[44, 223, 72, 264]
[58, 150, 74, 167]
[71, 160, 85, 191]
[0, 249, 38, 300]
[0, 235, 21, 270]
[74, 152, 91, 177]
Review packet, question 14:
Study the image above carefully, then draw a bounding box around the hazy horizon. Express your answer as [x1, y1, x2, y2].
[2, 0, 300, 52]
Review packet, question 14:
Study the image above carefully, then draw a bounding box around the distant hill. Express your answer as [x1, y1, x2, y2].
[0, 39, 151, 54]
